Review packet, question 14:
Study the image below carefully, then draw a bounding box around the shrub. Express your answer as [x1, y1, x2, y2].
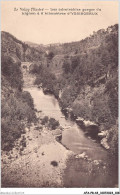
[62, 61, 71, 74]
[1, 88, 36, 151]
[2, 93, 36, 122]
[92, 93, 115, 129]
[46, 51, 54, 60]
[106, 77, 118, 119]
[21, 91, 34, 109]
[1, 55, 23, 90]
[31, 63, 59, 97]
[21, 141, 26, 148]
[108, 123, 118, 160]
[41, 116, 49, 125]
[61, 86, 78, 108]
[72, 102, 92, 120]
[1, 118, 23, 151]
[29, 63, 43, 74]
[51, 161, 58, 167]
[48, 118, 59, 130]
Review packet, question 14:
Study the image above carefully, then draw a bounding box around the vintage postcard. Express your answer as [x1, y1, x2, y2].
[1, 0, 119, 194]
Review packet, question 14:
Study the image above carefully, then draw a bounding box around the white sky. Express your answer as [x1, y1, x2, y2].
[1, 1, 118, 45]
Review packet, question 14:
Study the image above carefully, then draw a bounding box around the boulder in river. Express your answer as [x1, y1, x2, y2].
[83, 120, 98, 128]
[76, 118, 99, 139]
[98, 130, 108, 138]
[98, 130, 110, 149]
[52, 129, 62, 142]
[76, 117, 84, 121]
[101, 138, 110, 150]
[83, 120, 99, 139]
[75, 152, 87, 159]
[76, 117, 84, 127]
[85, 125, 99, 139]
[93, 160, 102, 165]
[38, 83, 42, 88]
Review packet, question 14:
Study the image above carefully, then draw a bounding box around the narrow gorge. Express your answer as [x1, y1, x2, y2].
[1, 24, 118, 187]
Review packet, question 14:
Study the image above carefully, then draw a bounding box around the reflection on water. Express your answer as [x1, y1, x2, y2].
[24, 87, 107, 161]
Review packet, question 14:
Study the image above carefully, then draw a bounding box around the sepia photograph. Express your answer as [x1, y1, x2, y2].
[1, 0, 119, 190]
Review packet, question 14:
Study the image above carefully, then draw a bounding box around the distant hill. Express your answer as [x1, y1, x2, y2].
[25, 41, 42, 48]
[36, 24, 118, 79]
[28, 24, 118, 56]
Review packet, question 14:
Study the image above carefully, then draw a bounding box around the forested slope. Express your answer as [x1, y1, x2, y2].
[1, 32, 41, 150]
[29, 24, 118, 159]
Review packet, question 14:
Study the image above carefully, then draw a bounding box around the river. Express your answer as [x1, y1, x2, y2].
[24, 86, 117, 187]
[25, 87, 107, 161]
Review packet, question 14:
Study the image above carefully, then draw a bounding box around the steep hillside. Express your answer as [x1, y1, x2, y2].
[1, 31, 43, 62]
[43, 24, 118, 56]
[59, 24, 118, 125]
[32, 24, 118, 79]
[59, 24, 118, 161]
[1, 32, 40, 151]
[30, 24, 118, 160]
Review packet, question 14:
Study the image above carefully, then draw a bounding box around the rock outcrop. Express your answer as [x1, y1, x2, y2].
[52, 129, 62, 142]
[76, 117, 99, 139]
[98, 130, 110, 150]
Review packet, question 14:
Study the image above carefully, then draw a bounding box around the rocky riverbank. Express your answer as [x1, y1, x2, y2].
[29, 66, 112, 152]
[33, 84, 111, 151]
[1, 96, 118, 188]
[1, 111, 112, 187]
[61, 107, 110, 150]
[1, 111, 73, 187]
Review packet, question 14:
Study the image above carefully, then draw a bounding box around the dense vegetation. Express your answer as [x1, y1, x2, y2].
[1, 52, 36, 151]
[59, 25, 118, 160]
[29, 24, 118, 128]
[29, 24, 118, 160]
[1, 55, 23, 90]
[29, 63, 59, 98]
[41, 116, 60, 130]
[1, 31, 44, 62]
[1, 82, 36, 150]
[1, 31, 46, 151]
[60, 25, 118, 130]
